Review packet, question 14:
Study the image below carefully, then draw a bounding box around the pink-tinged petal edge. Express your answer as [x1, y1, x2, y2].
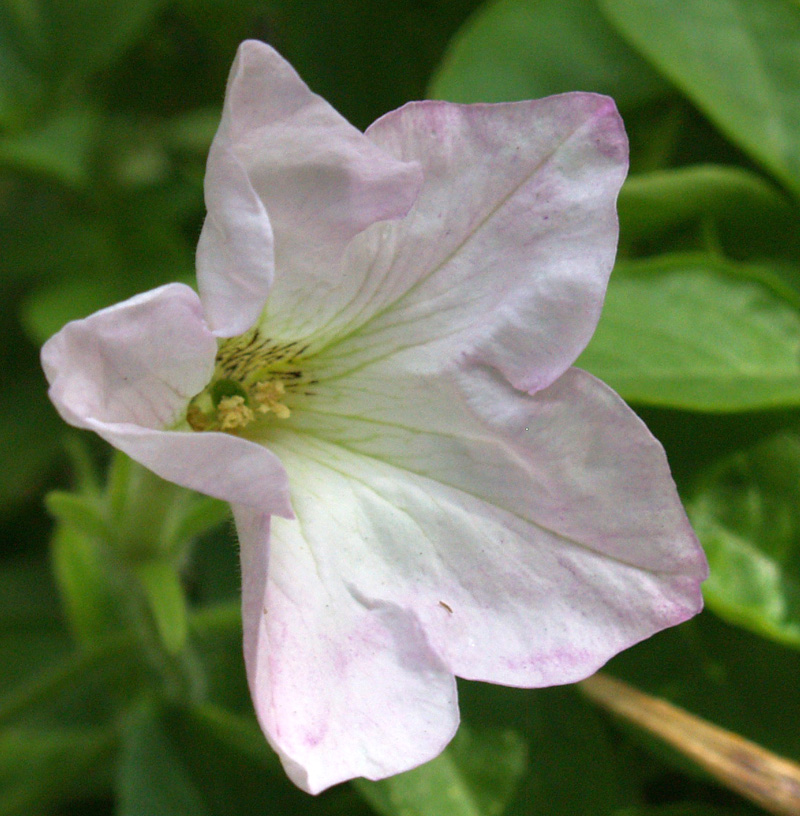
[40, 41, 706, 797]
[203, 40, 423, 340]
[41, 283, 292, 516]
[313, 95, 627, 390]
[282, 361, 706, 688]
[236, 505, 459, 793]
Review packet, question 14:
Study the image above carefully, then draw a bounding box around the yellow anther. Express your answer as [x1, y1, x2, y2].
[252, 380, 291, 419]
[217, 395, 255, 431]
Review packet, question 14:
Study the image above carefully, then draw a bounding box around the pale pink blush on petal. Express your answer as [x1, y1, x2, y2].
[90, 422, 292, 516]
[42, 283, 217, 430]
[40, 41, 707, 796]
[41, 283, 292, 516]
[265, 429, 703, 689]
[313, 96, 627, 387]
[204, 40, 423, 340]
[236, 504, 459, 793]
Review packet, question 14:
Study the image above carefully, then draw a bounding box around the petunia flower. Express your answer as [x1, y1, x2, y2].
[42, 40, 707, 794]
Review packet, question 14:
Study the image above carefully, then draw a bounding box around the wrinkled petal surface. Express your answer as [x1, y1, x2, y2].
[42, 284, 292, 515]
[284, 363, 706, 686]
[201, 40, 422, 337]
[282, 97, 627, 395]
[236, 504, 458, 793]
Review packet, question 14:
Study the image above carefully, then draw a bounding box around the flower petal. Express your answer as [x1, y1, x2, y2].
[202, 40, 422, 338]
[197, 144, 275, 337]
[313, 97, 627, 392]
[42, 283, 216, 430]
[89, 424, 291, 514]
[236, 504, 458, 793]
[282, 362, 706, 685]
[42, 283, 292, 515]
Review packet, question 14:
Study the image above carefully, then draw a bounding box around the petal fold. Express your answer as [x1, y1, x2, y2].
[202, 40, 422, 339]
[197, 144, 275, 337]
[236, 504, 458, 793]
[42, 284, 216, 430]
[42, 283, 292, 516]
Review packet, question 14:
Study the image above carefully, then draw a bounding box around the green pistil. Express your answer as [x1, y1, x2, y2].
[210, 379, 248, 407]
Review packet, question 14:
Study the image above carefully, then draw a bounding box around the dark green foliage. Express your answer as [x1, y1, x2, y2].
[3, 1, 800, 814]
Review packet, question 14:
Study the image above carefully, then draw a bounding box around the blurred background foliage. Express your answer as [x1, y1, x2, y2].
[2, 0, 800, 814]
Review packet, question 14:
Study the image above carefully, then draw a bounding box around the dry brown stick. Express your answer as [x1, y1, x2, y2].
[580, 672, 800, 816]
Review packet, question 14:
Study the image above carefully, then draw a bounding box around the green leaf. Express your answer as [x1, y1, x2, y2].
[134, 559, 189, 656]
[0, 630, 139, 730]
[450, 683, 626, 815]
[46, 491, 111, 542]
[0, 32, 45, 129]
[689, 433, 800, 650]
[164, 107, 221, 155]
[618, 164, 800, 260]
[162, 702, 373, 816]
[577, 253, 800, 411]
[608, 612, 800, 775]
[163, 496, 229, 556]
[429, 0, 668, 110]
[187, 601, 250, 711]
[50, 525, 123, 644]
[600, 0, 800, 197]
[117, 700, 210, 816]
[355, 724, 526, 816]
[266, 0, 486, 129]
[0, 726, 115, 816]
[0, 555, 61, 629]
[519, 686, 625, 814]
[158, 704, 286, 816]
[176, 703, 279, 773]
[0, 556, 69, 699]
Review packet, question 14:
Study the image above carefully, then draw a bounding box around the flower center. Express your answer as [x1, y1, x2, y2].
[186, 328, 311, 434]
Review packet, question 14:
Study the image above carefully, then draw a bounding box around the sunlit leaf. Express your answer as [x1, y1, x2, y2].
[577, 253, 800, 411]
[689, 433, 800, 650]
[356, 725, 526, 816]
[429, 0, 668, 110]
[600, 0, 800, 197]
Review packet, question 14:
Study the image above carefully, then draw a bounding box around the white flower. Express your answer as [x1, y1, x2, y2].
[42, 40, 707, 794]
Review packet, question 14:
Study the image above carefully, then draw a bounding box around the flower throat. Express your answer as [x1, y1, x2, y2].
[186, 328, 313, 433]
